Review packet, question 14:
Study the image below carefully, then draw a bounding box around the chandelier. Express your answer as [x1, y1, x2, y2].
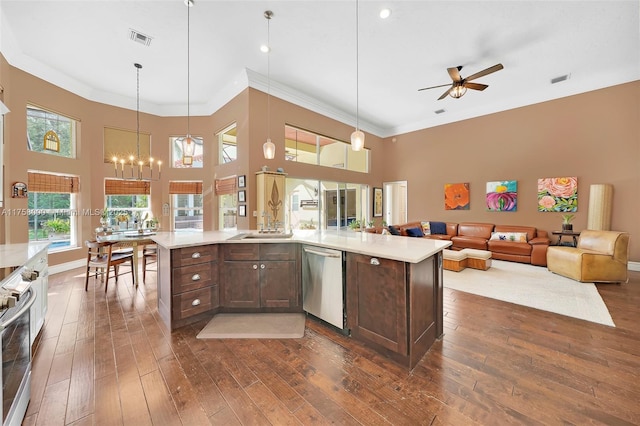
[111, 63, 162, 180]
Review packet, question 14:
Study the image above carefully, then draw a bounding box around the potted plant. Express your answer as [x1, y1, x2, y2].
[349, 218, 361, 231]
[44, 218, 70, 239]
[562, 214, 575, 232]
[100, 208, 110, 228]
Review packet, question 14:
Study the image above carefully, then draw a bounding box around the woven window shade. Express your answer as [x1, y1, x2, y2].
[105, 179, 150, 195]
[215, 176, 237, 195]
[169, 181, 203, 195]
[28, 172, 79, 193]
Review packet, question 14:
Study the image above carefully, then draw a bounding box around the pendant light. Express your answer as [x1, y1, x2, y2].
[350, 0, 365, 151]
[111, 63, 163, 180]
[181, 0, 195, 166]
[263, 10, 276, 160]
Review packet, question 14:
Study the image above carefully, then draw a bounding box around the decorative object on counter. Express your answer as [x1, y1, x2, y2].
[109, 63, 163, 181]
[262, 10, 276, 159]
[561, 213, 574, 231]
[238, 175, 246, 188]
[276, 167, 284, 173]
[261, 165, 269, 172]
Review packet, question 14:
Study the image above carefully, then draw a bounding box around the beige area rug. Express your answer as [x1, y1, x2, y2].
[197, 313, 306, 339]
[444, 260, 615, 327]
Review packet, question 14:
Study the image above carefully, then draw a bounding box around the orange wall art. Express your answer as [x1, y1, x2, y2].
[444, 182, 470, 210]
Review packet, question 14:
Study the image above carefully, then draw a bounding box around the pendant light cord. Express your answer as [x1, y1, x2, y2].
[136, 63, 141, 159]
[187, 2, 191, 137]
[267, 11, 271, 139]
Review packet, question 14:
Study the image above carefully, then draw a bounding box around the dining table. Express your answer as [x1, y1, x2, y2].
[96, 230, 156, 287]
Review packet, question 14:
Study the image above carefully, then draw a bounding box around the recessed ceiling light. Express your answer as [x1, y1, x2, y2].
[379, 8, 391, 19]
[260, 45, 270, 53]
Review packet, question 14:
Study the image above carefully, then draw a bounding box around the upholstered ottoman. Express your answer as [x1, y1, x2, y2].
[443, 249, 467, 272]
[462, 248, 492, 270]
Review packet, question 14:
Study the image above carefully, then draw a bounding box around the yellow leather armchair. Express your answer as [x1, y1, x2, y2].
[547, 230, 630, 283]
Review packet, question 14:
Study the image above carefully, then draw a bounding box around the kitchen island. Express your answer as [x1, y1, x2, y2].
[152, 230, 450, 368]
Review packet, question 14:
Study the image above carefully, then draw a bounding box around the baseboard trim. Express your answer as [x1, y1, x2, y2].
[49, 259, 86, 276]
[629, 261, 640, 272]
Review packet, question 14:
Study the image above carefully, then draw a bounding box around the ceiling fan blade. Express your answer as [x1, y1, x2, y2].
[465, 82, 488, 91]
[437, 87, 453, 100]
[465, 63, 504, 82]
[418, 83, 451, 91]
[447, 66, 462, 82]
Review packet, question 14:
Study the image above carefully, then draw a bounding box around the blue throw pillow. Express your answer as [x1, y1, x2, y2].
[388, 225, 401, 236]
[406, 227, 424, 237]
[429, 221, 447, 235]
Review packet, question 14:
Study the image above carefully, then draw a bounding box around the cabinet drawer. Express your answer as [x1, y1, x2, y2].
[223, 244, 259, 261]
[172, 263, 217, 294]
[172, 245, 217, 267]
[172, 286, 217, 321]
[260, 243, 297, 261]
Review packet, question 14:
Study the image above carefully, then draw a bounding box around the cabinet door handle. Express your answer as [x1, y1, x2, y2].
[191, 274, 201, 281]
[191, 298, 201, 306]
[253, 264, 258, 270]
[370, 258, 380, 266]
[260, 264, 265, 269]
[191, 252, 201, 259]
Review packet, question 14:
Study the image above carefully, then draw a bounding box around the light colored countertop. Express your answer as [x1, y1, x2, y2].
[0, 242, 50, 269]
[152, 230, 451, 263]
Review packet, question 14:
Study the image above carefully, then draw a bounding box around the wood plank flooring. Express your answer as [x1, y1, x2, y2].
[23, 264, 640, 425]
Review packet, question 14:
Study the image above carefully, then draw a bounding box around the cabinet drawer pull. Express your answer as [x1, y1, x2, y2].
[191, 298, 201, 306]
[191, 252, 201, 259]
[253, 264, 258, 270]
[191, 274, 201, 281]
[370, 258, 380, 266]
[260, 264, 265, 269]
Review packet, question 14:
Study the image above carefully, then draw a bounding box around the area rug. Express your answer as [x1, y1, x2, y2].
[196, 313, 306, 339]
[443, 260, 615, 327]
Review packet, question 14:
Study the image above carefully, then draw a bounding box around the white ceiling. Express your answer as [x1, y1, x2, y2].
[1, 1, 639, 137]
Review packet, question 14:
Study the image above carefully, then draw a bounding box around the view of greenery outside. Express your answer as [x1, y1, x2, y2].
[27, 106, 76, 158]
[104, 195, 150, 229]
[28, 192, 73, 249]
[219, 193, 237, 229]
[173, 194, 203, 231]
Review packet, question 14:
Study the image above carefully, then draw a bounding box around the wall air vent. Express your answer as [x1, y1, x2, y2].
[129, 29, 153, 46]
[434, 109, 446, 114]
[551, 74, 570, 84]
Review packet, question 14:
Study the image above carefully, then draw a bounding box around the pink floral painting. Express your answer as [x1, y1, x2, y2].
[538, 177, 578, 212]
[486, 180, 517, 212]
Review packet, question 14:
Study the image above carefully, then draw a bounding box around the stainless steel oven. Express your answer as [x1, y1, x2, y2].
[0, 287, 35, 426]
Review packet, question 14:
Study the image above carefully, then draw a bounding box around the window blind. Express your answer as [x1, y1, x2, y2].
[28, 171, 79, 193]
[215, 176, 236, 195]
[169, 181, 203, 195]
[104, 179, 150, 195]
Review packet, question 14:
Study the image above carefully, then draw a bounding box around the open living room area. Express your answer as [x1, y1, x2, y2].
[1, 0, 639, 425]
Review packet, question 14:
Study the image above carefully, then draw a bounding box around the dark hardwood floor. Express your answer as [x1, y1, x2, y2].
[23, 264, 640, 425]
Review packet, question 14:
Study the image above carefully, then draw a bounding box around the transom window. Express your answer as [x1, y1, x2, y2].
[218, 123, 237, 164]
[27, 105, 77, 158]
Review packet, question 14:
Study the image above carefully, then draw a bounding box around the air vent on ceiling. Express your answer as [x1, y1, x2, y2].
[129, 29, 153, 47]
[551, 74, 570, 84]
[434, 109, 446, 114]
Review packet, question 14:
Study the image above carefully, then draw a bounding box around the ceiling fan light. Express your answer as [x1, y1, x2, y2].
[449, 85, 467, 99]
[351, 129, 365, 151]
[263, 138, 275, 159]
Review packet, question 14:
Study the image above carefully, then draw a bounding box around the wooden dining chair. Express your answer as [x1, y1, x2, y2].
[85, 240, 135, 292]
[142, 244, 158, 283]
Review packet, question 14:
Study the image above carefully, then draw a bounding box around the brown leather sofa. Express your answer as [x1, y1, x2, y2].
[547, 230, 629, 282]
[391, 221, 551, 266]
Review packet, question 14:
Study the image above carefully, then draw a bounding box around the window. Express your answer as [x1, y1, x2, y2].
[27, 105, 77, 158]
[218, 123, 237, 164]
[284, 125, 369, 173]
[170, 181, 203, 231]
[27, 171, 80, 251]
[104, 179, 151, 230]
[215, 176, 237, 230]
[171, 136, 203, 168]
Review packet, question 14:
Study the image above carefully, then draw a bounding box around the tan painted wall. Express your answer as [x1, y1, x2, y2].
[381, 81, 640, 261]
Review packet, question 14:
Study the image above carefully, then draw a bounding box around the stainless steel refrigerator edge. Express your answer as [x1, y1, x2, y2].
[301, 245, 347, 333]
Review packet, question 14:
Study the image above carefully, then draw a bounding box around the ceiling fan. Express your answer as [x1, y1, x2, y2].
[418, 63, 504, 100]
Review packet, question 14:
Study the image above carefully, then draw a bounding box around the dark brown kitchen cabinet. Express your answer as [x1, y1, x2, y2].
[346, 251, 442, 369]
[221, 243, 301, 311]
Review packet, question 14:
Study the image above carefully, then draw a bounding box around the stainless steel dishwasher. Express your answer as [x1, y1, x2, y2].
[302, 245, 347, 332]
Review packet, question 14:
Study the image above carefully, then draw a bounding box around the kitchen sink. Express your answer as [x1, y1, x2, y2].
[229, 232, 294, 240]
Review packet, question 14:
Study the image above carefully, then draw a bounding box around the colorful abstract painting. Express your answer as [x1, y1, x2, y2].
[486, 180, 517, 212]
[537, 177, 578, 212]
[444, 183, 470, 210]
